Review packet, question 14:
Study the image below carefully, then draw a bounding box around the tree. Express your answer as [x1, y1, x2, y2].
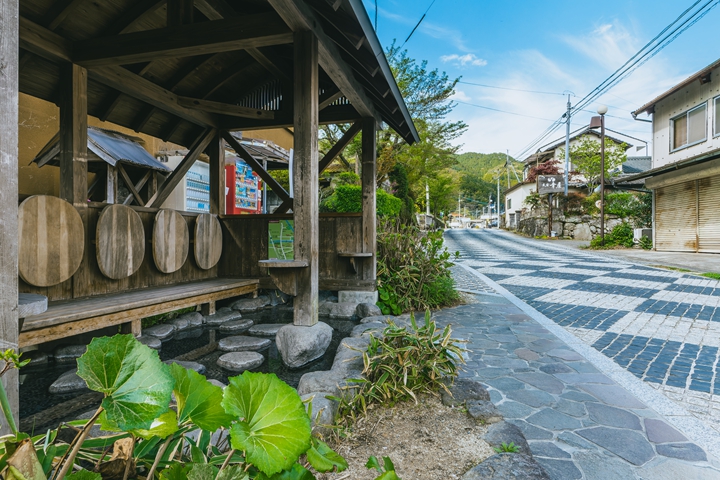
[525, 159, 562, 182]
[561, 135, 627, 193]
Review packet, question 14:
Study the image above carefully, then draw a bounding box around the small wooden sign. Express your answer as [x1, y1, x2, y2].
[538, 175, 565, 194]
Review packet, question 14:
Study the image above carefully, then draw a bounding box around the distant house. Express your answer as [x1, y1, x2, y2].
[628, 59, 720, 253]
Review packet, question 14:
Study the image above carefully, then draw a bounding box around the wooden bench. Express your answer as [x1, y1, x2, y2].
[19, 278, 259, 348]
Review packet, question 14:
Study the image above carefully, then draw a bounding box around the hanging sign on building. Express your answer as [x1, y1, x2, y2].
[537, 175, 565, 194]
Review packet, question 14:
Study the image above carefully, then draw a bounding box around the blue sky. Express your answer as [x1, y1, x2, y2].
[360, 0, 720, 158]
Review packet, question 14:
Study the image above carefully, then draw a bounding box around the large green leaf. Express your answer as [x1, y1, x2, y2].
[65, 471, 102, 480]
[187, 464, 218, 480]
[216, 466, 249, 480]
[170, 363, 234, 431]
[222, 372, 311, 476]
[306, 438, 347, 473]
[256, 464, 316, 480]
[159, 464, 191, 480]
[77, 335, 174, 431]
[130, 410, 178, 440]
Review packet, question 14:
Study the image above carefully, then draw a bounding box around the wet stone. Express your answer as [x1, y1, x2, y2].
[175, 328, 204, 340]
[217, 352, 265, 372]
[546, 348, 584, 361]
[23, 350, 49, 366]
[355, 303, 382, 319]
[205, 310, 243, 326]
[178, 311, 204, 328]
[49, 370, 87, 394]
[497, 400, 534, 419]
[506, 388, 555, 408]
[554, 399, 586, 417]
[164, 360, 206, 374]
[586, 403, 641, 430]
[483, 421, 531, 455]
[655, 443, 706, 462]
[539, 363, 574, 375]
[218, 336, 271, 352]
[579, 385, 646, 409]
[441, 378, 490, 406]
[461, 454, 550, 480]
[574, 451, 638, 480]
[247, 323, 287, 337]
[644, 418, 687, 443]
[137, 336, 162, 350]
[231, 295, 270, 313]
[143, 324, 176, 340]
[219, 319, 254, 333]
[530, 442, 571, 459]
[536, 458, 582, 480]
[557, 431, 596, 450]
[54, 345, 87, 364]
[527, 408, 582, 430]
[467, 400, 503, 424]
[168, 316, 189, 331]
[327, 302, 358, 319]
[486, 377, 526, 392]
[514, 372, 565, 394]
[577, 426, 655, 466]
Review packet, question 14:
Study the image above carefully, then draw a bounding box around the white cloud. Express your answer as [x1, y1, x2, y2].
[451, 90, 472, 102]
[441, 53, 488, 67]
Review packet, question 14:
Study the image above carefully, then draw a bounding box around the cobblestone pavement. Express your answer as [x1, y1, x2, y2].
[443, 228, 720, 434]
[450, 264, 499, 295]
[435, 295, 720, 479]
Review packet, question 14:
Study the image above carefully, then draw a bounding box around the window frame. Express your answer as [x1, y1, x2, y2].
[714, 95, 720, 138]
[670, 102, 707, 152]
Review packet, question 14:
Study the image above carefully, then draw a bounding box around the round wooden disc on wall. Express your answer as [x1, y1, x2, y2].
[18, 195, 85, 287]
[194, 214, 223, 270]
[96, 204, 145, 280]
[153, 209, 189, 274]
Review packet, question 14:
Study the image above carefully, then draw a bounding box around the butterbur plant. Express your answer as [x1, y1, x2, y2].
[0, 334, 365, 480]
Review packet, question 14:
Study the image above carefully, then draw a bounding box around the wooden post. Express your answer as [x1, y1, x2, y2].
[208, 133, 224, 215]
[106, 164, 117, 203]
[292, 30, 319, 326]
[0, 0, 20, 434]
[59, 63, 88, 208]
[361, 118, 376, 281]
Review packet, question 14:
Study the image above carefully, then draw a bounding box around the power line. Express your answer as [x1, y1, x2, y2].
[399, 0, 438, 48]
[457, 81, 572, 97]
[454, 101, 559, 121]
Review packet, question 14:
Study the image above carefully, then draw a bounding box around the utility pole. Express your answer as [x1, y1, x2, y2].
[458, 193, 461, 216]
[564, 94, 571, 196]
[425, 183, 430, 216]
[506, 150, 511, 189]
[497, 177, 501, 227]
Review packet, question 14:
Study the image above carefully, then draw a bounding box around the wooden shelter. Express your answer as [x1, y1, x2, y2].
[0, 0, 418, 427]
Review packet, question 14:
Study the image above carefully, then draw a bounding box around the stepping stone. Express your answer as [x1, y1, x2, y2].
[655, 443, 706, 462]
[217, 352, 264, 372]
[577, 426, 654, 466]
[586, 403, 641, 430]
[483, 421, 531, 455]
[644, 418, 687, 443]
[169, 316, 189, 331]
[178, 311, 204, 327]
[208, 379, 226, 388]
[54, 345, 87, 364]
[328, 302, 358, 319]
[462, 454, 550, 480]
[247, 323, 286, 337]
[230, 296, 270, 313]
[356, 303, 382, 319]
[218, 336, 271, 352]
[527, 408, 582, 430]
[23, 350, 49, 367]
[137, 336, 162, 350]
[467, 400, 502, 424]
[164, 360, 206, 374]
[175, 328, 203, 340]
[219, 319, 254, 333]
[205, 310, 243, 326]
[441, 378, 491, 406]
[143, 324, 176, 340]
[49, 370, 87, 394]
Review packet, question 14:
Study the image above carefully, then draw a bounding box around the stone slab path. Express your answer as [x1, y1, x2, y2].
[440, 229, 720, 478]
[445, 228, 720, 434]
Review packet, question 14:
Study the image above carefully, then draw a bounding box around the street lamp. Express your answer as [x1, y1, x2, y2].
[590, 105, 608, 246]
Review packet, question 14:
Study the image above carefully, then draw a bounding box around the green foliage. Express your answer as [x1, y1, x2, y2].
[639, 236, 653, 250]
[269, 170, 290, 191]
[634, 192, 652, 228]
[65, 471, 102, 480]
[0, 350, 30, 437]
[335, 171, 360, 185]
[77, 334, 174, 431]
[700, 272, 720, 280]
[222, 372, 311, 476]
[564, 135, 627, 193]
[389, 164, 415, 224]
[170, 363, 234, 431]
[454, 152, 520, 177]
[523, 192, 543, 209]
[306, 437, 348, 473]
[582, 192, 599, 215]
[142, 306, 196, 329]
[604, 192, 651, 223]
[337, 312, 465, 424]
[376, 221, 458, 313]
[590, 222, 634, 249]
[366, 456, 402, 480]
[493, 442, 519, 453]
[321, 185, 402, 217]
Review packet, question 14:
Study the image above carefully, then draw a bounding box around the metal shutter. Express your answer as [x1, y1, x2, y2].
[655, 181, 697, 252]
[698, 175, 720, 253]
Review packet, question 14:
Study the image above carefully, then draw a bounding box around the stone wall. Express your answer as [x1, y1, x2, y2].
[516, 207, 625, 240]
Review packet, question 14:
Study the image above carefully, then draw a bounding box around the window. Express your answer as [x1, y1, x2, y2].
[715, 96, 720, 137]
[507, 198, 512, 210]
[672, 103, 707, 150]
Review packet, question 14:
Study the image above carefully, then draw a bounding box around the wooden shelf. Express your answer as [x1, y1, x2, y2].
[338, 252, 372, 258]
[258, 259, 308, 296]
[258, 259, 309, 268]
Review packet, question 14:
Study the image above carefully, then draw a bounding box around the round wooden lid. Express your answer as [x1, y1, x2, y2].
[96, 204, 145, 280]
[152, 209, 189, 274]
[18, 195, 84, 287]
[194, 213, 223, 270]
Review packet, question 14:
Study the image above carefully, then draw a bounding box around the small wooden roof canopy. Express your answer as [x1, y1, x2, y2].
[19, 0, 419, 148]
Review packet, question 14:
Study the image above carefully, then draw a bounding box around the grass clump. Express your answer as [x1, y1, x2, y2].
[335, 311, 465, 427]
[494, 442, 520, 453]
[701, 272, 720, 280]
[589, 222, 634, 249]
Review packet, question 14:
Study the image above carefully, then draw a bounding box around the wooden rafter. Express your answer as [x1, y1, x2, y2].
[43, 0, 84, 31]
[196, 0, 236, 20]
[117, 163, 145, 206]
[148, 128, 217, 207]
[106, 0, 166, 35]
[74, 13, 293, 67]
[222, 103, 360, 130]
[246, 47, 292, 84]
[167, 0, 194, 26]
[177, 96, 275, 119]
[121, 169, 152, 205]
[318, 121, 360, 173]
[319, 87, 343, 110]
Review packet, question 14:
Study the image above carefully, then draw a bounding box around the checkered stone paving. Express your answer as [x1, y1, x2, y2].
[444, 228, 720, 433]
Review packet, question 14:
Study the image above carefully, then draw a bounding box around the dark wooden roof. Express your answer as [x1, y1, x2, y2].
[18, 0, 419, 149]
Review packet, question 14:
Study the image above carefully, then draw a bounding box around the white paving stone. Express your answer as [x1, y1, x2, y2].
[543, 266, 613, 276]
[650, 290, 720, 307]
[673, 277, 720, 288]
[534, 290, 648, 310]
[616, 267, 685, 279]
[475, 267, 537, 276]
[583, 276, 674, 290]
[498, 275, 577, 289]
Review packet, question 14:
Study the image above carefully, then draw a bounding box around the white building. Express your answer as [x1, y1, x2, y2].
[628, 59, 720, 253]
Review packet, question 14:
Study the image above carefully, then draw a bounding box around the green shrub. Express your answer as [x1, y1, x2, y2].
[582, 193, 600, 215]
[590, 221, 634, 249]
[376, 221, 458, 314]
[321, 185, 402, 217]
[639, 236, 652, 250]
[335, 171, 360, 185]
[335, 311, 465, 425]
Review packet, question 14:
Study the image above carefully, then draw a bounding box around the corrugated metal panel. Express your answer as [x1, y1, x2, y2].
[698, 174, 720, 253]
[656, 181, 697, 252]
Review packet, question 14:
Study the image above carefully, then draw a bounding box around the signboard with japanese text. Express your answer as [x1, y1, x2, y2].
[537, 175, 565, 194]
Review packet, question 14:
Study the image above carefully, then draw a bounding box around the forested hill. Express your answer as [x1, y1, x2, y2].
[454, 152, 522, 177]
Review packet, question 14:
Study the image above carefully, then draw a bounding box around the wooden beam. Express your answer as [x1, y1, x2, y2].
[90, 65, 217, 127]
[318, 121, 360, 173]
[122, 169, 152, 205]
[274, 197, 293, 214]
[59, 63, 88, 208]
[0, 0, 20, 434]
[43, 0, 84, 30]
[106, 164, 117, 203]
[361, 117, 376, 280]
[319, 87, 343, 110]
[207, 134, 224, 214]
[148, 128, 217, 207]
[195, 0, 236, 20]
[267, 0, 381, 124]
[19, 16, 72, 63]
[74, 13, 293, 67]
[199, 61, 260, 100]
[167, 0, 194, 26]
[132, 105, 156, 132]
[106, 0, 166, 35]
[178, 96, 275, 119]
[222, 103, 360, 130]
[117, 163, 144, 205]
[246, 47, 292, 84]
[221, 130, 292, 203]
[292, 30, 319, 326]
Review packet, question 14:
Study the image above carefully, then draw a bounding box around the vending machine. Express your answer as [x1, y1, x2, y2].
[225, 159, 262, 214]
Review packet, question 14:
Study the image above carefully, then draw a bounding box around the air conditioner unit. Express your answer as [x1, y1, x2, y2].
[634, 228, 652, 244]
